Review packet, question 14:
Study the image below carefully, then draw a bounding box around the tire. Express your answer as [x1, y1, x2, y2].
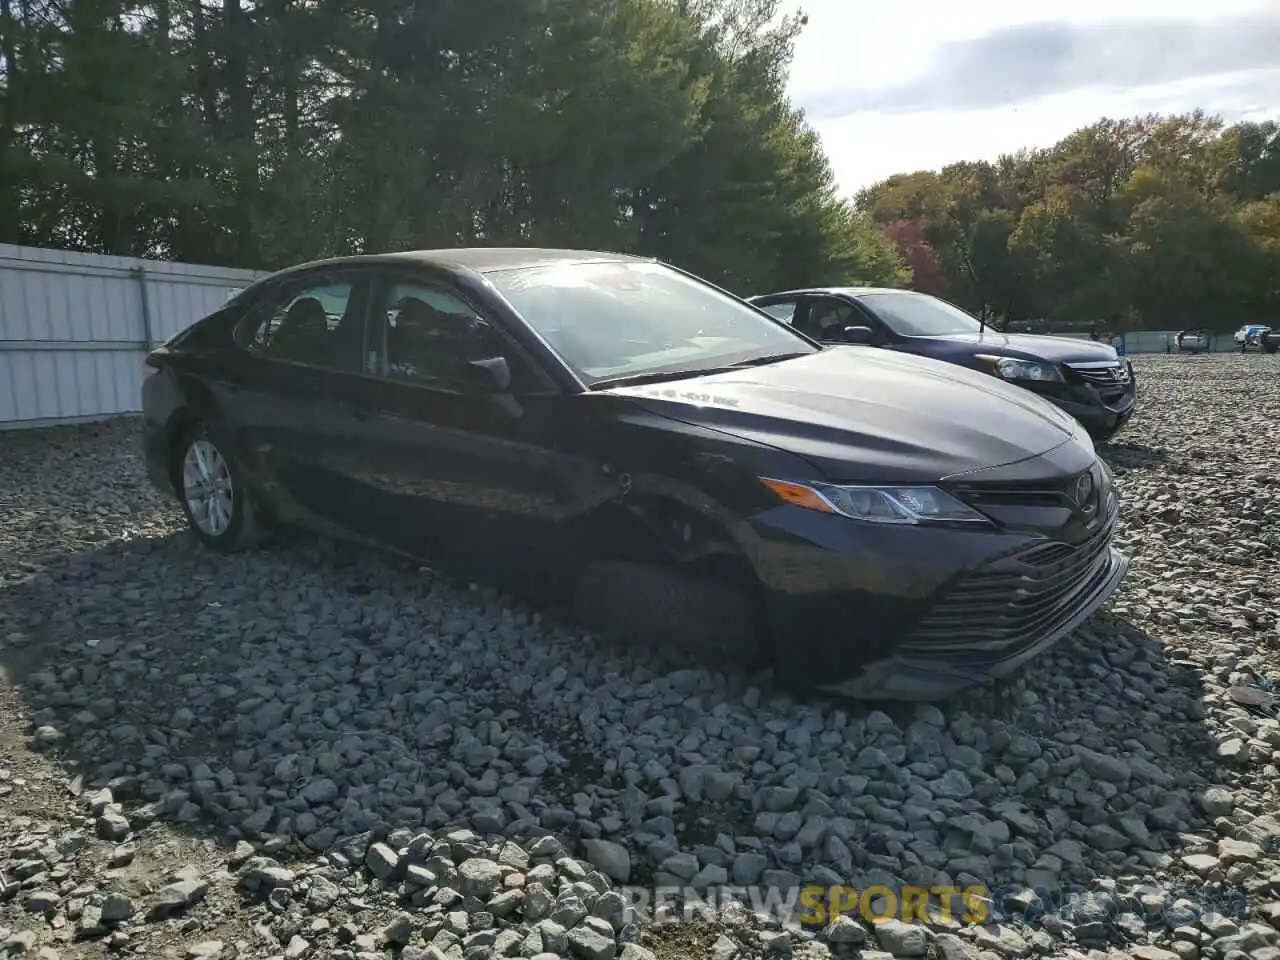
[172, 423, 266, 552]
[571, 559, 767, 668]
[1265, 342, 1278, 355]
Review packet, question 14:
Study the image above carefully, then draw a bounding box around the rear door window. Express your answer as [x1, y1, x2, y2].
[757, 300, 799, 323]
[237, 272, 368, 372]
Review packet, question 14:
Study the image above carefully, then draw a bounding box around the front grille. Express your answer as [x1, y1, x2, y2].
[899, 515, 1116, 664]
[950, 473, 1082, 509]
[1066, 361, 1131, 401]
[950, 461, 1116, 517]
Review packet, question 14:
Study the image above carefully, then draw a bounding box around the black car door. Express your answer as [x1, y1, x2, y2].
[309, 268, 575, 583]
[222, 267, 375, 529]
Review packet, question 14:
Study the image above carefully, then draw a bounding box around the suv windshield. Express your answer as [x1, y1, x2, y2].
[860, 292, 985, 337]
[485, 260, 816, 385]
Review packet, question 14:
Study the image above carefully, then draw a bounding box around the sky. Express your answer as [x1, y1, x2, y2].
[783, 0, 1280, 195]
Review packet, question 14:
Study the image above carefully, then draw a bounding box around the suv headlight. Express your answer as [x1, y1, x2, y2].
[976, 355, 1064, 383]
[760, 478, 990, 526]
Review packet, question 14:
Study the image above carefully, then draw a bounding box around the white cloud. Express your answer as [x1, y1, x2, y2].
[783, 0, 1280, 193]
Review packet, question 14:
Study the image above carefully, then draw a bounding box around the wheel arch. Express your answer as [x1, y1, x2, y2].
[568, 493, 773, 668]
[160, 376, 222, 488]
[573, 492, 767, 605]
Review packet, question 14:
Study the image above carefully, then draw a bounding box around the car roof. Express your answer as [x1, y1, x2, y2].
[239, 249, 654, 298]
[278, 248, 646, 277]
[404, 248, 650, 273]
[751, 286, 918, 300]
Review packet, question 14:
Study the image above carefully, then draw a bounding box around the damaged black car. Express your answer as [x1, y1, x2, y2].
[142, 250, 1128, 700]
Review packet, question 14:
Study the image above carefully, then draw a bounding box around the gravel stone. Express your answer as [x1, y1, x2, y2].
[99, 892, 135, 922]
[457, 858, 504, 899]
[2, 356, 1280, 957]
[582, 839, 631, 882]
[874, 919, 928, 956]
[364, 843, 400, 881]
[146, 879, 209, 920]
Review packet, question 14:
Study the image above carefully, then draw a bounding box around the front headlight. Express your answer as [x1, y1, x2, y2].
[1097, 458, 1118, 512]
[759, 478, 990, 526]
[975, 355, 1064, 383]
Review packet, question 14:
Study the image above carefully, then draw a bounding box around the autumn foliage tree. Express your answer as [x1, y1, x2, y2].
[881, 219, 946, 295]
[862, 112, 1280, 330]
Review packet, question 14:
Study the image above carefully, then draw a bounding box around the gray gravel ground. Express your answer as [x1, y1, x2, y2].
[1, 353, 1279, 960]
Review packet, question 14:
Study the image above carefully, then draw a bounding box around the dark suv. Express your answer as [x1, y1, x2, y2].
[748, 288, 1136, 443]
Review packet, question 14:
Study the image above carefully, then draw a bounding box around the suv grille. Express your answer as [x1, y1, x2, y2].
[899, 515, 1116, 664]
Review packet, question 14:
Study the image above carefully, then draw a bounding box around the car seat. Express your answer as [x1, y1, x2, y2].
[273, 297, 330, 362]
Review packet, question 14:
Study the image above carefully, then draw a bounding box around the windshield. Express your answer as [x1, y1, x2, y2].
[859, 292, 985, 337]
[485, 260, 816, 385]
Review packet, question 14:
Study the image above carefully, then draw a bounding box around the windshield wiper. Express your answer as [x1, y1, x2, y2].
[590, 366, 743, 390]
[590, 351, 814, 390]
[727, 351, 812, 367]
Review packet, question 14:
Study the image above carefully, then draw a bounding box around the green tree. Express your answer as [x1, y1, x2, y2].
[0, 0, 901, 293]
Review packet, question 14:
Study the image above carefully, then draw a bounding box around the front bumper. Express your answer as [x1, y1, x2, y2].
[748, 492, 1127, 701]
[1046, 392, 1134, 435]
[143, 420, 176, 497]
[1019, 363, 1137, 435]
[819, 544, 1128, 700]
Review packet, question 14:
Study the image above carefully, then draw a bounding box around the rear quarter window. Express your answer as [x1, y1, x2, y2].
[166, 303, 249, 350]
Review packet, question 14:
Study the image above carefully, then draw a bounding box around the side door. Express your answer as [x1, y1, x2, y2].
[226, 268, 374, 530]
[316, 269, 575, 582]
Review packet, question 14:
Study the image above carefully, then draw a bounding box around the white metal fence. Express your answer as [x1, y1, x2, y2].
[1053, 330, 1245, 354]
[0, 244, 265, 430]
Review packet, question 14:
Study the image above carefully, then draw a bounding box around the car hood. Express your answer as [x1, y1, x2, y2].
[603, 347, 1085, 484]
[914, 330, 1119, 363]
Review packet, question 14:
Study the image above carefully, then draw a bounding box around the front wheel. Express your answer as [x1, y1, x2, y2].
[173, 425, 266, 552]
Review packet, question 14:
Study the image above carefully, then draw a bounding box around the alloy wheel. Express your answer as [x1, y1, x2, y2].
[182, 439, 235, 537]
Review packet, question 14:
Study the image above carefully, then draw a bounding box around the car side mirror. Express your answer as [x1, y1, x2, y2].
[839, 325, 874, 345]
[461, 355, 512, 392]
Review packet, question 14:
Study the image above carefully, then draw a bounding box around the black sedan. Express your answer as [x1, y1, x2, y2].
[142, 249, 1128, 701]
[748, 288, 1136, 443]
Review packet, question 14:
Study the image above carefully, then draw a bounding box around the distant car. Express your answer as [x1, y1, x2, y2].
[1235, 324, 1273, 352]
[142, 249, 1127, 702]
[747, 288, 1136, 443]
[1175, 329, 1210, 354]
